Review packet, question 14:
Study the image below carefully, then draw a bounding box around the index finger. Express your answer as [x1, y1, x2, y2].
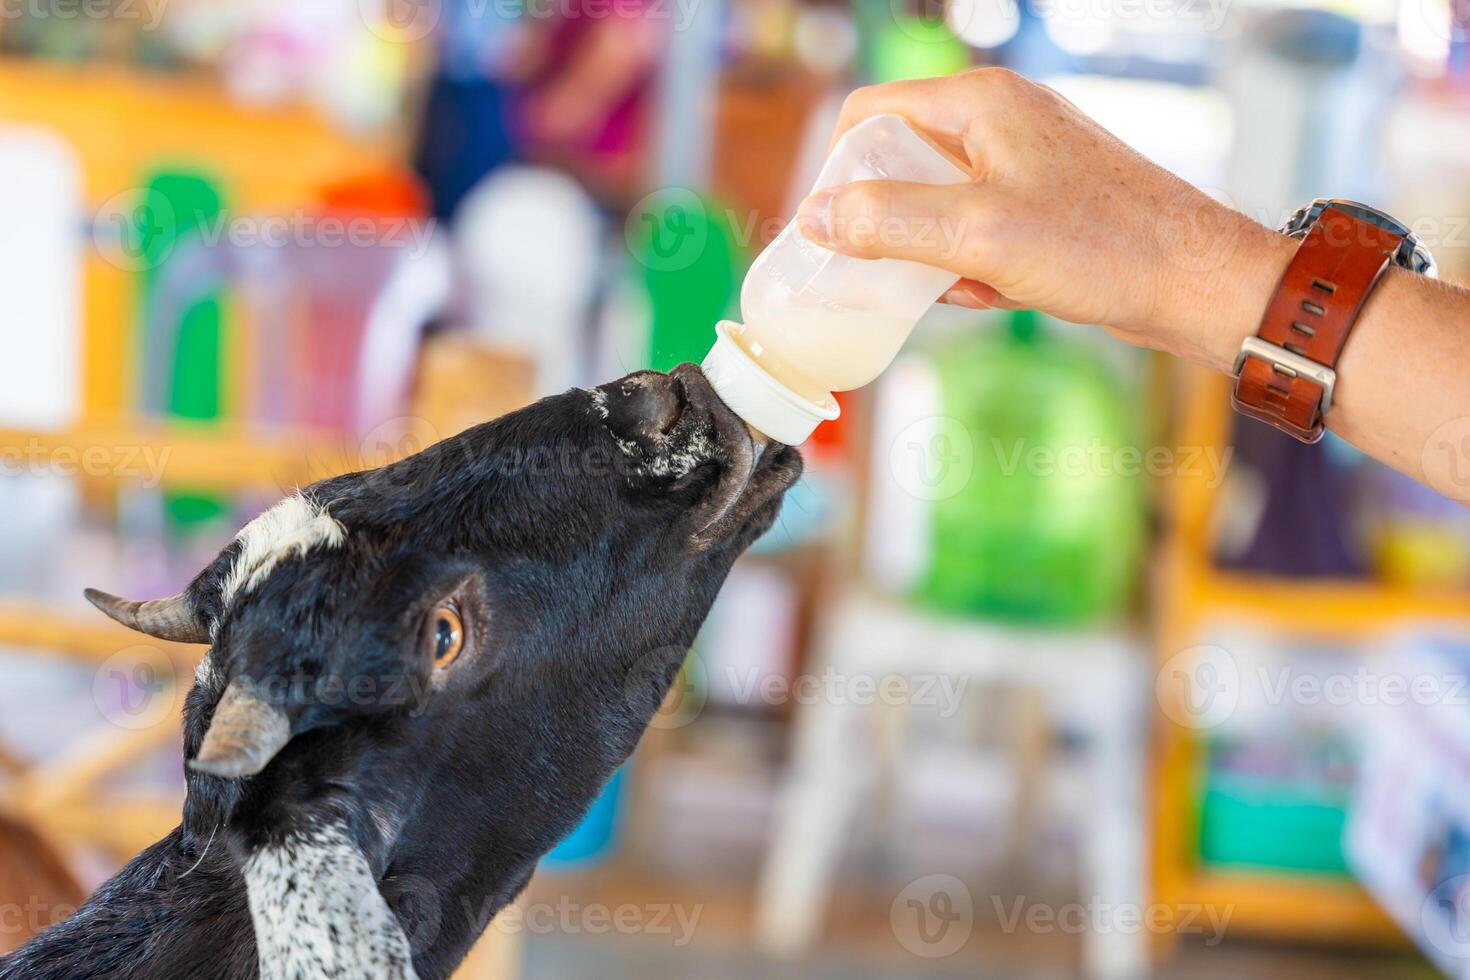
[832, 68, 1046, 176]
[830, 75, 977, 164]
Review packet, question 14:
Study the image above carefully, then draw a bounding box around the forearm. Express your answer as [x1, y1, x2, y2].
[1173, 222, 1470, 491]
[806, 68, 1470, 497]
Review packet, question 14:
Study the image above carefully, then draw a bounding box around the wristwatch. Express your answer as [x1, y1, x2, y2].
[1231, 198, 1436, 442]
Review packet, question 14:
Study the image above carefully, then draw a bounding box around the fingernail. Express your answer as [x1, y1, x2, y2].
[796, 189, 836, 245]
[942, 285, 990, 310]
[942, 288, 976, 309]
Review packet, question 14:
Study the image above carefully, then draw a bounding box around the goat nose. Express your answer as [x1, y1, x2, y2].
[602, 372, 685, 446]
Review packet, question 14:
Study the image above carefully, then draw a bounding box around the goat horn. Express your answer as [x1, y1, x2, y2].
[84, 588, 210, 644]
[189, 679, 291, 779]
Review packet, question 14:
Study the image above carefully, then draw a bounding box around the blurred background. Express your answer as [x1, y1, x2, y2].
[1, 0, 1470, 977]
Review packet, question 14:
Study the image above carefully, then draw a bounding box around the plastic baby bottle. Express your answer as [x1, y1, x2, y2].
[701, 114, 970, 444]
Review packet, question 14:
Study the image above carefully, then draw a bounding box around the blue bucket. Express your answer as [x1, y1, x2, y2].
[542, 767, 626, 869]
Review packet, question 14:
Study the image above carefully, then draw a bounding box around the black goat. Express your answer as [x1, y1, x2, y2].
[1, 364, 799, 979]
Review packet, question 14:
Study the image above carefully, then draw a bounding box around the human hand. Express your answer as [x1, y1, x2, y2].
[796, 69, 1295, 374]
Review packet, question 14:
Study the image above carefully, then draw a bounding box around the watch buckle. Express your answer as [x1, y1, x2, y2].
[1232, 337, 1335, 441]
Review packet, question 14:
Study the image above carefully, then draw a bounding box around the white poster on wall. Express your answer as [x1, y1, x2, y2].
[0, 127, 81, 429]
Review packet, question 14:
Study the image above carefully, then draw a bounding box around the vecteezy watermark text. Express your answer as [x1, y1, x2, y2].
[360, 0, 702, 42]
[992, 896, 1233, 945]
[1157, 643, 1470, 730]
[990, 437, 1233, 488]
[2, 439, 172, 487]
[486, 898, 703, 945]
[0, 0, 168, 29]
[93, 195, 437, 272]
[721, 665, 970, 717]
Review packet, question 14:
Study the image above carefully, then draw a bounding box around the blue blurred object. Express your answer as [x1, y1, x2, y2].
[413, 74, 518, 224]
[542, 767, 627, 870]
[749, 467, 837, 554]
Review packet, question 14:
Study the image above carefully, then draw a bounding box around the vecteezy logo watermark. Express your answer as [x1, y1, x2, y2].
[1152, 186, 1255, 275]
[625, 192, 970, 272]
[889, 416, 976, 501]
[358, 0, 443, 41]
[993, 897, 1233, 945]
[1404, 0, 1470, 46]
[92, 188, 176, 273]
[0, 0, 169, 29]
[1421, 416, 1470, 505]
[891, 874, 975, 958]
[92, 191, 437, 272]
[93, 645, 178, 730]
[279, 415, 443, 502]
[888, 422, 1232, 499]
[624, 645, 706, 731]
[1252, 665, 1470, 709]
[1156, 644, 1239, 730]
[625, 188, 710, 273]
[1423, 874, 1470, 961]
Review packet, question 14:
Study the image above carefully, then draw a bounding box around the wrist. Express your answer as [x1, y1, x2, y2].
[1205, 226, 1297, 375]
[1148, 205, 1297, 376]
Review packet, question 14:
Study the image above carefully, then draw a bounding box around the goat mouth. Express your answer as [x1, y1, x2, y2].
[670, 364, 802, 546]
[671, 363, 761, 483]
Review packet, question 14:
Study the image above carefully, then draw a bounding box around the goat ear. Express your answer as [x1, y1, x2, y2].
[84, 588, 210, 644]
[189, 678, 291, 779]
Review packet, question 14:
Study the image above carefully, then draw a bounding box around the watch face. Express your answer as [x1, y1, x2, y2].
[1282, 198, 1437, 277]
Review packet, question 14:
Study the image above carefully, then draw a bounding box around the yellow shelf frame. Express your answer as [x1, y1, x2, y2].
[1149, 367, 1469, 951]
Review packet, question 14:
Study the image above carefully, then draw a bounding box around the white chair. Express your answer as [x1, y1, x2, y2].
[454, 166, 604, 398]
[755, 589, 1149, 979]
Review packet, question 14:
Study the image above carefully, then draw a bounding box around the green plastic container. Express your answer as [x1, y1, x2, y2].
[627, 190, 747, 372]
[916, 315, 1145, 624]
[137, 170, 229, 528]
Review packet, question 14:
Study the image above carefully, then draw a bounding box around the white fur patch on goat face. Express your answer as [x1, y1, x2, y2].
[220, 494, 346, 608]
[595, 379, 716, 481]
[587, 386, 609, 419]
[244, 822, 417, 980]
[646, 425, 715, 480]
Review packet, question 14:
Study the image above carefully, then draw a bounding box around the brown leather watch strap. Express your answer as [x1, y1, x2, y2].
[1232, 206, 1401, 442]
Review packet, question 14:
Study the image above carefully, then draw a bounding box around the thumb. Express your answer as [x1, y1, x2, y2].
[795, 179, 977, 272]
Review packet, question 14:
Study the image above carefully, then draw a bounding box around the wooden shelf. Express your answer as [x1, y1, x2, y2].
[0, 599, 205, 663]
[0, 419, 380, 492]
[1183, 871, 1405, 946]
[1166, 547, 1470, 636]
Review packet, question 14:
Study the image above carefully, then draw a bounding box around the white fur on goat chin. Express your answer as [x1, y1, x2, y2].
[244, 822, 417, 980]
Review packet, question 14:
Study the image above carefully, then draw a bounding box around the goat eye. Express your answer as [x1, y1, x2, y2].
[429, 604, 465, 668]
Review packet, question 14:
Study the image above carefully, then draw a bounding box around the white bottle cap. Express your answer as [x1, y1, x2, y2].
[700, 321, 840, 445]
